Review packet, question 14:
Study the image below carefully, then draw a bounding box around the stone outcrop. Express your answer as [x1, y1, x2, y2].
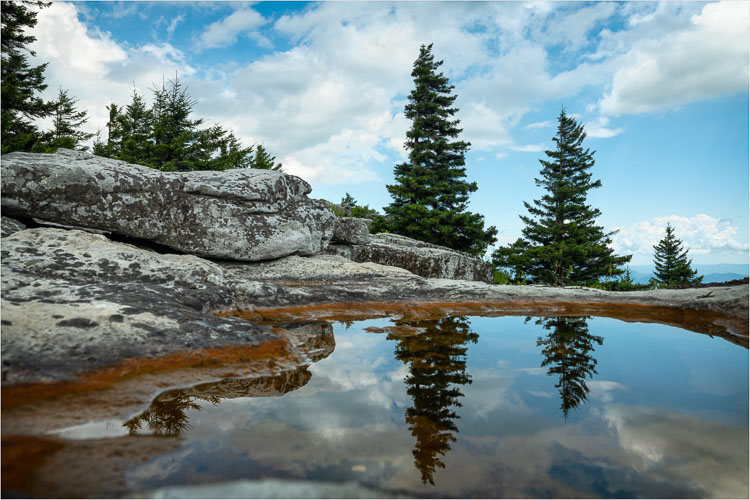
[1, 216, 26, 237]
[327, 232, 493, 282]
[2, 224, 748, 387]
[331, 217, 371, 245]
[0, 149, 335, 261]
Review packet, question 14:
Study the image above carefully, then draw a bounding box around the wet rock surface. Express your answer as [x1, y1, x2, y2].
[327, 232, 494, 282]
[1, 149, 335, 261]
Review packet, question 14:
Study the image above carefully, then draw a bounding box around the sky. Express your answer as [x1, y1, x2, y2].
[23, 1, 750, 265]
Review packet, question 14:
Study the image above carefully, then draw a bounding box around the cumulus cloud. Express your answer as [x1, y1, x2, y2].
[599, 2, 749, 115]
[29, 3, 195, 134]
[611, 214, 749, 263]
[197, 7, 267, 50]
[584, 116, 623, 138]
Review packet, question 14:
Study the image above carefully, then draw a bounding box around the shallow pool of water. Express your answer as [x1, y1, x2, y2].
[45, 315, 750, 497]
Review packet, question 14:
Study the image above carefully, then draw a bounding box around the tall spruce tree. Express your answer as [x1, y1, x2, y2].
[374, 44, 497, 256]
[493, 109, 630, 286]
[652, 223, 702, 286]
[1, 1, 50, 153]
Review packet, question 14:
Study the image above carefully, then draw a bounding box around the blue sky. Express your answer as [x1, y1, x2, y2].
[26, 1, 749, 265]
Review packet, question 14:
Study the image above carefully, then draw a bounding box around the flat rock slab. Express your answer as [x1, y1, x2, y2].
[1, 149, 335, 261]
[327, 233, 493, 282]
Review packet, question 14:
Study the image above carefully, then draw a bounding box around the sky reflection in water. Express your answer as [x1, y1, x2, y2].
[127, 316, 748, 498]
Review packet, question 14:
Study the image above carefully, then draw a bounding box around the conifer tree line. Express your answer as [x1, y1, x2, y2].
[1, 1, 281, 172]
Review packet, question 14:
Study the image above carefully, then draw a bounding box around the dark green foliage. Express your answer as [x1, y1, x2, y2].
[118, 88, 153, 164]
[1, 1, 51, 153]
[376, 44, 497, 256]
[334, 193, 380, 220]
[38, 87, 93, 151]
[250, 144, 282, 171]
[340, 192, 356, 212]
[493, 109, 630, 286]
[388, 316, 478, 484]
[653, 223, 702, 286]
[535, 316, 602, 419]
[94, 77, 276, 172]
[595, 268, 652, 291]
[491, 238, 531, 284]
[148, 77, 204, 171]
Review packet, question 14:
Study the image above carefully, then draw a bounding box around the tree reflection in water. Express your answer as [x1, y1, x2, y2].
[534, 316, 603, 419]
[123, 392, 220, 436]
[123, 367, 313, 437]
[387, 316, 479, 485]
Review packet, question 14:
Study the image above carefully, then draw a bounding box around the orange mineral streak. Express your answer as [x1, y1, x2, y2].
[1, 338, 293, 409]
[221, 300, 748, 344]
[1, 435, 63, 492]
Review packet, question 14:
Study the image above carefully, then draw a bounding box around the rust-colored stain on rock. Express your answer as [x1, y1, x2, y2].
[1, 338, 293, 409]
[221, 300, 747, 346]
[1, 435, 63, 493]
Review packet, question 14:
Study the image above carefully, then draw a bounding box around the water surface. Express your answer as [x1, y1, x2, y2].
[60, 316, 750, 497]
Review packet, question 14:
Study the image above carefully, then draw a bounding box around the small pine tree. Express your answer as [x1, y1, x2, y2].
[42, 87, 94, 150]
[119, 87, 154, 164]
[250, 144, 282, 170]
[340, 193, 357, 212]
[1, 1, 51, 153]
[652, 223, 702, 286]
[150, 76, 203, 171]
[375, 44, 497, 256]
[493, 108, 630, 286]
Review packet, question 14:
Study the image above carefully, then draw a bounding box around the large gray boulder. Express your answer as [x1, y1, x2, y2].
[326, 233, 494, 283]
[331, 217, 371, 245]
[0, 149, 336, 261]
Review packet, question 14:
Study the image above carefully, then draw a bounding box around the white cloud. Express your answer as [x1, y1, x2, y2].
[611, 214, 749, 264]
[29, 3, 195, 135]
[599, 2, 749, 115]
[198, 7, 267, 50]
[510, 143, 545, 153]
[584, 116, 623, 139]
[524, 120, 554, 130]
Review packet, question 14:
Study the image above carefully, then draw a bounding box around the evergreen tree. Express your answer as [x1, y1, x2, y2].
[493, 109, 630, 286]
[374, 44, 497, 256]
[340, 192, 357, 213]
[1, 1, 50, 153]
[103, 101, 125, 158]
[652, 223, 702, 286]
[119, 88, 153, 165]
[250, 144, 282, 170]
[42, 87, 93, 150]
[150, 76, 203, 171]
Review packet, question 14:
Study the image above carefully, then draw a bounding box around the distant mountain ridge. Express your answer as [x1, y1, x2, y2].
[626, 264, 749, 284]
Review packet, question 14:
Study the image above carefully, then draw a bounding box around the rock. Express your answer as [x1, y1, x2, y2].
[0, 227, 274, 384]
[327, 233, 493, 282]
[0, 149, 335, 261]
[332, 217, 371, 245]
[1, 216, 26, 237]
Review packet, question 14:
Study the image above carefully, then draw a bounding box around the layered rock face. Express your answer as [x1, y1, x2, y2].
[327, 233, 493, 283]
[1, 149, 335, 261]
